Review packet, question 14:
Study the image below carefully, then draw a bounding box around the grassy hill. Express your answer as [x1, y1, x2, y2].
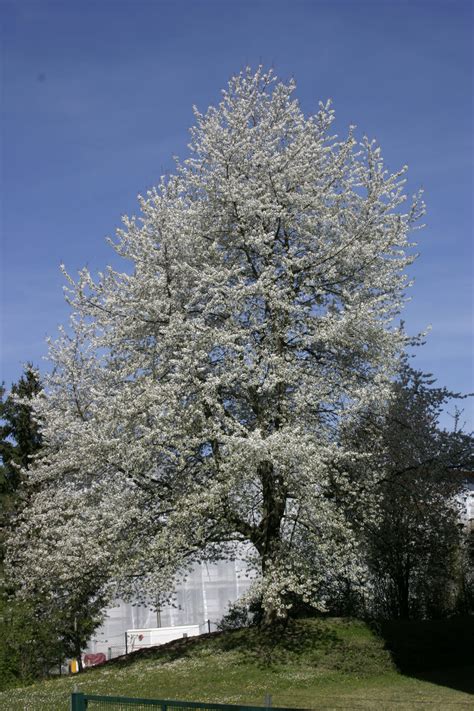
[1, 617, 473, 710]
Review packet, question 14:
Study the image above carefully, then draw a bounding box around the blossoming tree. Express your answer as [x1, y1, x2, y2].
[10, 68, 424, 622]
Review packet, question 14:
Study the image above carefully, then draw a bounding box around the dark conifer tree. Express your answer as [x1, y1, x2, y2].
[0, 364, 42, 497]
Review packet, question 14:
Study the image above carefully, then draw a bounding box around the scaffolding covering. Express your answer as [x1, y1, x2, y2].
[86, 559, 253, 658]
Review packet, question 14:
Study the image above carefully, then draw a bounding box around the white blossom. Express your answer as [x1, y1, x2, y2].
[8, 68, 424, 621]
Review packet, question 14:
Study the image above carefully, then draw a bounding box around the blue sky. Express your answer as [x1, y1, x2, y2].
[1, 0, 472, 427]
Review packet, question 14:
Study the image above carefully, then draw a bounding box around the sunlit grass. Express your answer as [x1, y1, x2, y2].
[1, 618, 473, 710]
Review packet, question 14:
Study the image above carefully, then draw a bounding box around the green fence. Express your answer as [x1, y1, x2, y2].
[70, 693, 306, 711]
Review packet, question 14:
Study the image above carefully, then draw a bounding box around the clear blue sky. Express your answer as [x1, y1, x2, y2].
[1, 0, 473, 427]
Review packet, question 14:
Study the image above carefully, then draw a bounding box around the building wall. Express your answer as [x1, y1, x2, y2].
[86, 558, 253, 658]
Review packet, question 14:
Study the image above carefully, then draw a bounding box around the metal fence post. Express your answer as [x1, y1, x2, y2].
[71, 691, 86, 711]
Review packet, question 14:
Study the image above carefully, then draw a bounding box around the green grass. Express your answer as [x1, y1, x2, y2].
[1, 618, 473, 710]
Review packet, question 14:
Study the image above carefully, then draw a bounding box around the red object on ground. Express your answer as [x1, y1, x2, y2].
[84, 653, 107, 667]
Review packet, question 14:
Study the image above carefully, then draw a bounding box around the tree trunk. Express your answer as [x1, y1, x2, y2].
[226, 459, 287, 626]
[254, 460, 287, 626]
[395, 562, 411, 619]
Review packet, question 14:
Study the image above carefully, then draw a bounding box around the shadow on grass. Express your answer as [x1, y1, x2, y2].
[87, 616, 474, 699]
[213, 618, 342, 668]
[375, 617, 474, 696]
[98, 618, 342, 671]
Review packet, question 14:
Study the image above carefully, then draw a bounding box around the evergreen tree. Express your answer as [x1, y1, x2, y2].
[0, 365, 46, 687]
[0, 364, 42, 499]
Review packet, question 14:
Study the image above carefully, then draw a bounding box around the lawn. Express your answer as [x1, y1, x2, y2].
[1, 618, 473, 710]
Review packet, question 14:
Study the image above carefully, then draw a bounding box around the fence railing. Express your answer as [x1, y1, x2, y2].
[70, 692, 306, 711]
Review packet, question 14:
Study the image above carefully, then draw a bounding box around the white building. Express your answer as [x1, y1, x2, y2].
[86, 558, 253, 659]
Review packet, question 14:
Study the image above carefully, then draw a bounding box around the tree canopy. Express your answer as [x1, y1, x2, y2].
[8, 68, 426, 622]
[342, 355, 473, 619]
[1, 367, 107, 685]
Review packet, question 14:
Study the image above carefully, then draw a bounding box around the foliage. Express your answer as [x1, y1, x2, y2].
[0, 365, 42, 476]
[454, 518, 474, 615]
[0, 364, 42, 526]
[0, 590, 106, 690]
[0, 368, 105, 688]
[0, 366, 45, 688]
[343, 356, 473, 619]
[0, 597, 59, 688]
[217, 598, 264, 630]
[7, 67, 425, 623]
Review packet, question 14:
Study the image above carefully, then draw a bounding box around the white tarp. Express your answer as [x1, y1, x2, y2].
[86, 558, 253, 658]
